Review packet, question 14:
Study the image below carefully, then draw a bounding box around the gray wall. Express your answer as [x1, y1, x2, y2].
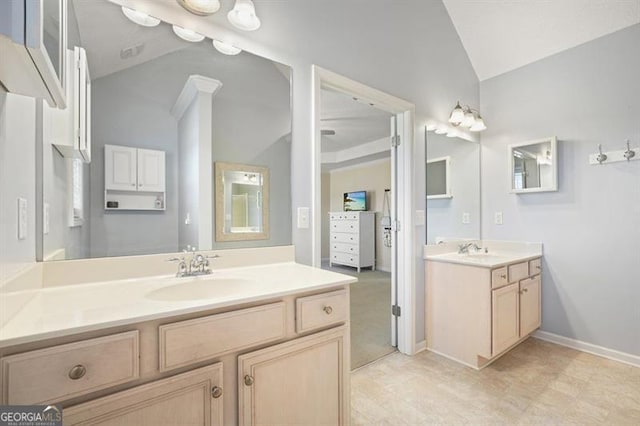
[480, 24, 640, 355]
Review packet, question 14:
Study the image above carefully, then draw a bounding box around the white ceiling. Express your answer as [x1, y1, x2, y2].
[320, 88, 391, 153]
[443, 0, 640, 81]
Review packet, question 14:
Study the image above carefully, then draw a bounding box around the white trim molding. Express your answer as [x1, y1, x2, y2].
[171, 75, 223, 120]
[532, 330, 640, 368]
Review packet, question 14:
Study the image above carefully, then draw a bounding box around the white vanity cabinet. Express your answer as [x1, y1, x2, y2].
[426, 256, 542, 369]
[0, 0, 68, 107]
[43, 47, 91, 163]
[104, 144, 166, 210]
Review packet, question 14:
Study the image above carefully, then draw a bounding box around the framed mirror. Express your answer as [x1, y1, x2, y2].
[215, 162, 269, 241]
[509, 137, 557, 193]
[426, 156, 451, 199]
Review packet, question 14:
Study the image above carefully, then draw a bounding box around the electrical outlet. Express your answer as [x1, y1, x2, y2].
[297, 207, 310, 229]
[494, 211, 503, 225]
[44, 202, 50, 234]
[18, 197, 27, 240]
[462, 212, 470, 224]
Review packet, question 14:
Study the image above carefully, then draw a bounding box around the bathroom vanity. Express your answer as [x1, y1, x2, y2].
[424, 241, 542, 369]
[0, 247, 354, 425]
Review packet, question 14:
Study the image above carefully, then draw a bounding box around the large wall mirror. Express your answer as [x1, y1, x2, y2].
[425, 128, 480, 244]
[39, 0, 291, 261]
[508, 137, 558, 193]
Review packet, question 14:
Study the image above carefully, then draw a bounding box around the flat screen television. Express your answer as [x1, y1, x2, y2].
[343, 191, 367, 211]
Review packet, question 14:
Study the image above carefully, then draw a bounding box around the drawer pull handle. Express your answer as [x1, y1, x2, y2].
[68, 365, 86, 380]
[536, 266, 541, 270]
[501, 274, 507, 279]
[211, 386, 223, 398]
[323, 306, 333, 315]
[244, 375, 254, 386]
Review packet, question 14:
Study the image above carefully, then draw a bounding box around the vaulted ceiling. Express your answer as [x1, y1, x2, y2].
[443, 0, 640, 81]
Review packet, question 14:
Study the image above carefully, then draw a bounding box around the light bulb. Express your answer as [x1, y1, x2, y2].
[213, 40, 242, 55]
[172, 25, 205, 42]
[121, 7, 160, 27]
[228, 0, 261, 31]
[469, 116, 486, 132]
[177, 0, 220, 15]
[461, 110, 476, 128]
[448, 101, 464, 125]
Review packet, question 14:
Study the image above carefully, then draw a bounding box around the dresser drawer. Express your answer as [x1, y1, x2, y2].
[491, 267, 508, 289]
[508, 261, 529, 283]
[331, 252, 358, 266]
[529, 258, 542, 276]
[1, 331, 139, 405]
[329, 213, 357, 221]
[159, 302, 286, 372]
[331, 221, 358, 233]
[296, 290, 348, 333]
[331, 233, 357, 244]
[331, 242, 358, 255]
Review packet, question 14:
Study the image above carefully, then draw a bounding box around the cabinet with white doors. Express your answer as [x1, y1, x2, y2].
[43, 47, 91, 163]
[104, 144, 166, 211]
[329, 211, 375, 272]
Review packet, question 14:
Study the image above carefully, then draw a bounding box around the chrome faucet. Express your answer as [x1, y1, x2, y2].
[458, 242, 481, 254]
[168, 247, 219, 277]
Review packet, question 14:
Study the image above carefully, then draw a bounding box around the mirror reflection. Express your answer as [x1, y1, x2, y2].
[215, 162, 269, 241]
[509, 137, 557, 193]
[40, 0, 291, 261]
[425, 130, 480, 244]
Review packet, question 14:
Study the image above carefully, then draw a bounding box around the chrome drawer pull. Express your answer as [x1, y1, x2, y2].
[244, 375, 254, 386]
[68, 364, 86, 380]
[211, 386, 223, 398]
[323, 306, 333, 315]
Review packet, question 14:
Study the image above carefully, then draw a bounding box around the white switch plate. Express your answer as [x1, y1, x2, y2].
[44, 202, 50, 234]
[297, 207, 310, 229]
[494, 211, 503, 225]
[18, 197, 27, 240]
[415, 210, 425, 226]
[462, 212, 470, 224]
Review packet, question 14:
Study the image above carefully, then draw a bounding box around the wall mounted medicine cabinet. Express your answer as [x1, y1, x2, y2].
[104, 144, 166, 211]
[508, 137, 558, 193]
[0, 0, 68, 107]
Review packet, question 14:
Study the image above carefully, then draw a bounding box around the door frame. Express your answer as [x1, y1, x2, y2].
[311, 66, 417, 355]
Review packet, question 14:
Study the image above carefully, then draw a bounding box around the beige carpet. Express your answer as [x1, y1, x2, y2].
[322, 262, 396, 369]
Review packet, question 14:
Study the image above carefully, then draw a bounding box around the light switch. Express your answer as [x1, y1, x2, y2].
[44, 202, 50, 234]
[462, 212, 470, 224]
[297, 207, 310, 229]
[494, 211, 503, 225]
[18, 197, 27, 240]
[415, 210, 425, 226]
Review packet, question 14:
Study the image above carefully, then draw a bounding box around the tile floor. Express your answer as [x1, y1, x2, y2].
[351, 337, 640, 425]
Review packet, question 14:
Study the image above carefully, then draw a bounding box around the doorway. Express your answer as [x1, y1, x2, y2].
[311, 66, 416, 361]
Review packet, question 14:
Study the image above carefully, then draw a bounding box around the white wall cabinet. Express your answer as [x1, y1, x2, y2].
[0, 0, 68, 107]
[43, 47, 91, 163]
[104, 144, 166, 210]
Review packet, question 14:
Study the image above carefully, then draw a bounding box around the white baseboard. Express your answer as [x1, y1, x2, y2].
[414, 340, 427, 354]
[532, 330, 640, 368]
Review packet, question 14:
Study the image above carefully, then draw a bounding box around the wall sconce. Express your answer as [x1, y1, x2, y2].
[448, 101, 486, 132]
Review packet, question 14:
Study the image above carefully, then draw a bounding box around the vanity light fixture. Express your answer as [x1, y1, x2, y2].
[121, 6, 160, 27]
[448, 101, 487, 132]
[172, 25, 205, 42]
[227, 0, 261, 31]
[213, 40, 242, 55]
[177, 0, 221, 15]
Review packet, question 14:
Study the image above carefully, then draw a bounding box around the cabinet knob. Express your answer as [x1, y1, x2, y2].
[68, 364, 86, 380]
[131, 183, 136, 187]
[523, 288, 528, 293]
[211, 386, 223, 398]
[536, 266, 541, 270]
[323, 306, 333, 315]
[139, 183, 143, 187]
[501, 274, 507, 279]
[244, 375, 254, 386]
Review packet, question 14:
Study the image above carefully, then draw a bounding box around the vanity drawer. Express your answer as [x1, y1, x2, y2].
[491, 267, 509, 289]
[1, 331, 139, 405]
[331, 252, 358, 266]
[529, 258, 542, 276]
[159, 302, 286, 372]
[296, 290, 348, 333]
[331, 221, 358, 233]
[331, 242, 358, 255]
[508, 262, 529, 283]
[331, 233, 357, 244]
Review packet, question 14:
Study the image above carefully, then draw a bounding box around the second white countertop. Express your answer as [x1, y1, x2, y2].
[0, 262, 356, 348]
[424, 240, 543, 268]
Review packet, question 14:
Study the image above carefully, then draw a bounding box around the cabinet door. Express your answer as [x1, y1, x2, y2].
[64, 363, 223, 426]
[105, 145, 137, 191]
[239, 327, 348, 426]
[492, 283, 520, 356]
[520, 276, 541, 336]
[137, 148, 165, 192]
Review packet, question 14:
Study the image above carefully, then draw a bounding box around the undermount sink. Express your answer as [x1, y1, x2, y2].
[146, 277, 252, 301]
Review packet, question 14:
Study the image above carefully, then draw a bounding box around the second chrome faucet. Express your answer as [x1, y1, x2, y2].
[168, 247, 219, 277]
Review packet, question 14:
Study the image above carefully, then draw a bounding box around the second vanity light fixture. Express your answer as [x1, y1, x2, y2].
[177, 0, 261, 31]
[448, 101, 487, 132]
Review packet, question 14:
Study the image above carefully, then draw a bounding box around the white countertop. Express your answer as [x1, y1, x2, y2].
[0, 262, 356, 348]
[424, 240, 543, 268]
[425, 251, 541, 268]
